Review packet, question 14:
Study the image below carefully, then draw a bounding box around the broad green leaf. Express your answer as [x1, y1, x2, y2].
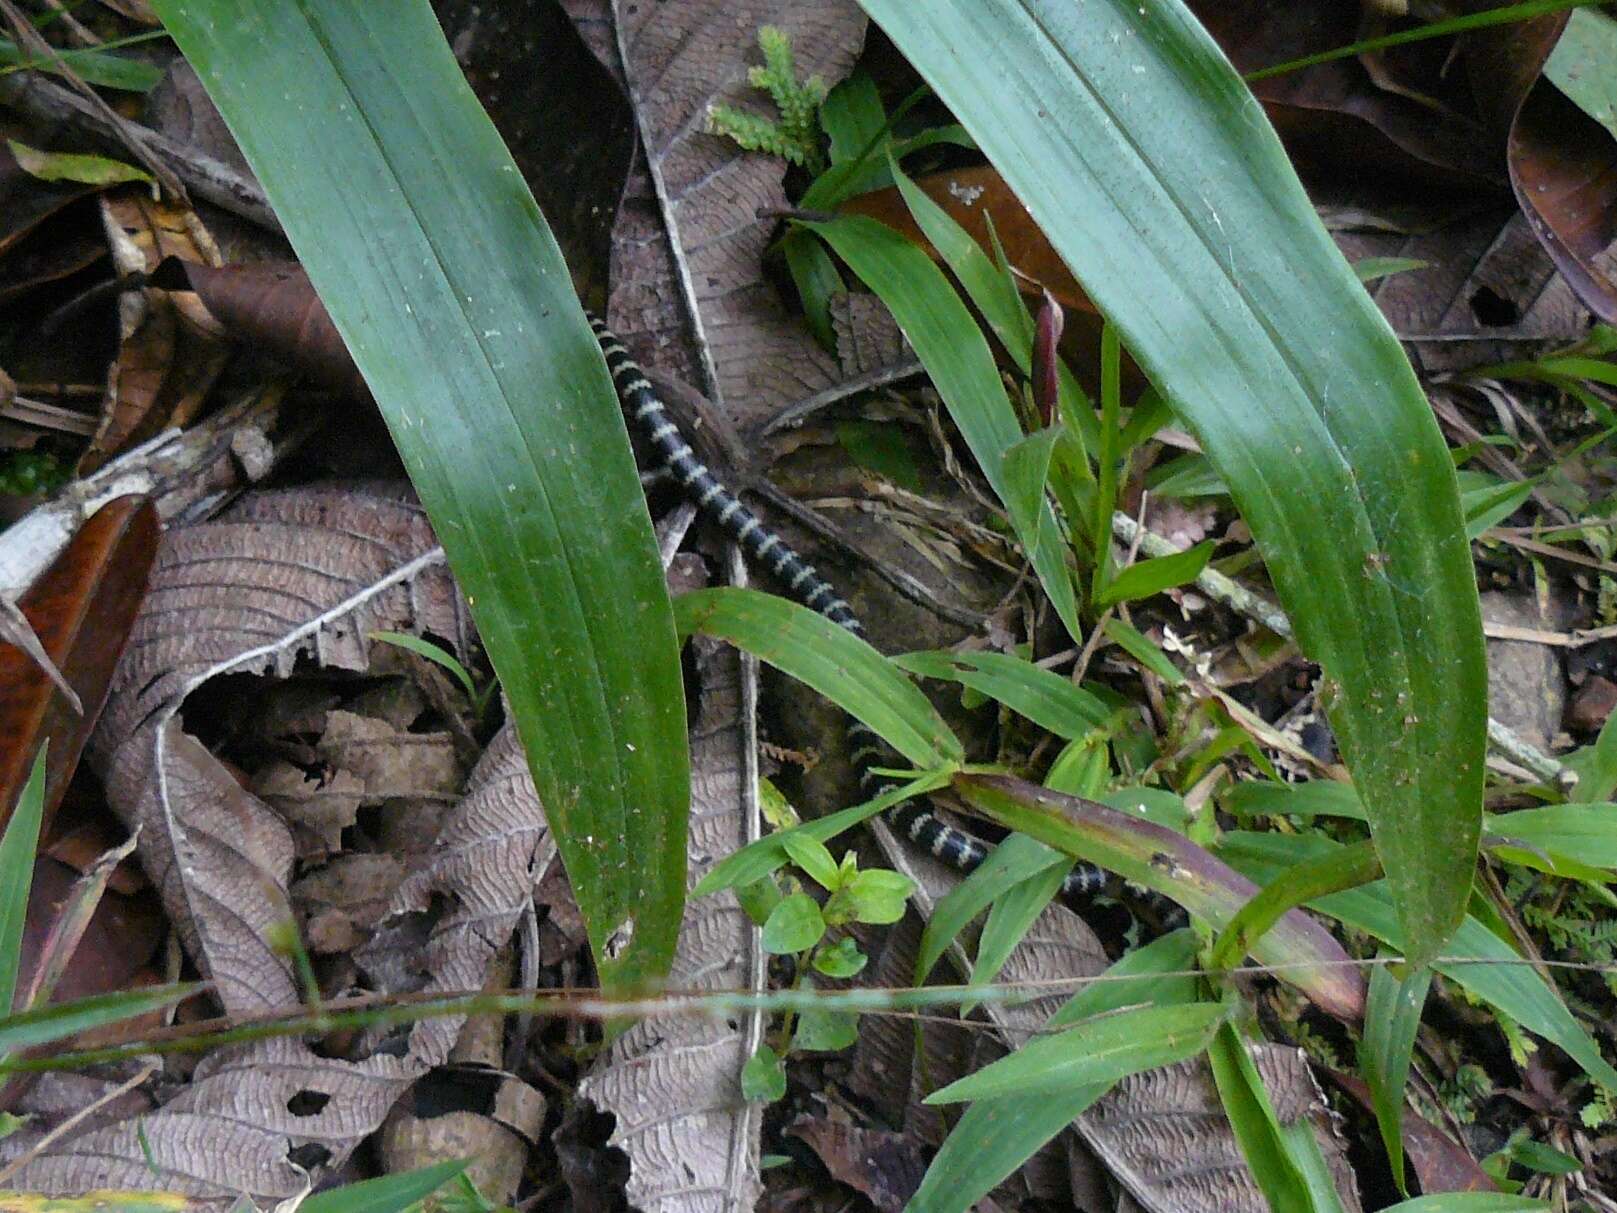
[916, 832, 1067, 983]
[1486, 804, 1617, 870]
[813, 937, 867, 978]
[1544, 7, 1617, 140]
[926, 1002, 1227, 1103]
[1207, 1023, 1316, 1213]
[7, 141, 153, 189]
[909, 931, 1199, 1213]
[895, 649, 1112, 740]
[1219, 830, 1617, 1090]
[794, 1004, 859, 1052]
[677, 587, 962, 769]
[858, 0, 1487, 964]
[782, 834, 840, 891]
[0, 983, 201, 1061]
[761, 893, 825, 955]
[805, 215, 1083, 645]
[1363, 960, 1433, 1194]
[153, 0, 689, 993]
[0, 748, 47, 1015]
[1094, 540, 1216, 608]
[301, 1160, 468, 1213]
[826, 869, 914, 925]
[742, 1043, 787, 1102]
[1223, 779, 1368, 822]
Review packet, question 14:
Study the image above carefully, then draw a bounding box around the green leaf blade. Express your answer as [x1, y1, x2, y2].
[152, 0, 691, 992]
[857, 0, 1487, 963]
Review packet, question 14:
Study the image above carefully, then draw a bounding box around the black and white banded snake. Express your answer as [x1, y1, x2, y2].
[589, 313, 1161, 919]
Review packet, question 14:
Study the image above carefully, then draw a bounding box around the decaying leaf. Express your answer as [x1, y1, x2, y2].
[1079, 1045, 1360, 1213]
[0, 494, 158, 835]
[560, 0, 858, 433]
[80, 193, 230, 473]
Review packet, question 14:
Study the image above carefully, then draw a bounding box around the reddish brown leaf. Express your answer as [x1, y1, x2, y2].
[1191, 0, 1500, 197]
[1464, 8, 1617, 324]
[150, 257, 371, 400]
[0, 495, 159, 836]
[1331, 1071, 1498, 1195]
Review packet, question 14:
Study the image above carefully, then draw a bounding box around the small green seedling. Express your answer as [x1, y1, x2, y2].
[370, 631, 497, 719]
[739, 829, 915, 1100]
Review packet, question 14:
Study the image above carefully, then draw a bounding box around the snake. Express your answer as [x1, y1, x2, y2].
[588, 314, 1119, 909]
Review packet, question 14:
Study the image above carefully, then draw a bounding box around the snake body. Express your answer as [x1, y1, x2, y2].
[589, 314, 1113, 905]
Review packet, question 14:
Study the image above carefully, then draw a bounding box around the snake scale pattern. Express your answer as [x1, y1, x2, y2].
[589, 314, 1117, 908]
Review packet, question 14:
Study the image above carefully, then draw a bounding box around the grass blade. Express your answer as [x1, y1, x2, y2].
[151, 0, 690, 992]
[676, 588, 962, 770]
[0, 747, 46, 1015]
[1363, 959, 1434, 1194]
[300, 1160, 468, 1213]
[805, 215, 1083, 644]
[926, 1002, 1227, 1103]
[0, 983, 202, 1060]
[894, 649, 1112, 739]
[909, 931, 1200, 1213]
[858, 0, 1487, 964]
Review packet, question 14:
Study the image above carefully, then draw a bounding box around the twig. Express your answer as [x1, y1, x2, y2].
[754, 357, 925, 439]
[0, 0, 183, 198]
[1109, 510, 1572, 785]
[0, 70, 277, 229]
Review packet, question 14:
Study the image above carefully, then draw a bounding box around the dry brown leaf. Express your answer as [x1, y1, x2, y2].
[560, 0, 857, 434]
[81, 193, 229, 473]
[2, 485, 538, 1204]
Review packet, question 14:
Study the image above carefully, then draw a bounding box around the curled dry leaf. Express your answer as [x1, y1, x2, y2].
[0, 494, 158, 836]
[1460, 7, 1617, 326]
[81, 193, 230, 473]
[560, 0, 858, 434]
[572, 627, 765, 1213]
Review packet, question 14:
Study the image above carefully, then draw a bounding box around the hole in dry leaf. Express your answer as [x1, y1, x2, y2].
[1469, 285, 1520, 327]
[286, 1088, 331, 1116]
[287, 1142, 331, 1171]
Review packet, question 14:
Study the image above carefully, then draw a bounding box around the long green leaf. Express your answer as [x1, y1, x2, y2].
[0, 747, 46, 1015]
[152, 0, 689, 992]
[1207, 1023, 1316, 1212]
[954, 774, 1368, 1020]
[300, 1160, 468, 1213]
[894, 649, 1112, 740]
[926, 1002, 1227, 1103]
[859, 0, 1486, 963]
[908, 930, 1200, 1213]
[0, 983, 202, 1060]
[1219, 831, 1617, 1090]
[1363, 959, 1433, 1195]
[805, 216, 1084, 645]
[676, 587, 962, 770]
